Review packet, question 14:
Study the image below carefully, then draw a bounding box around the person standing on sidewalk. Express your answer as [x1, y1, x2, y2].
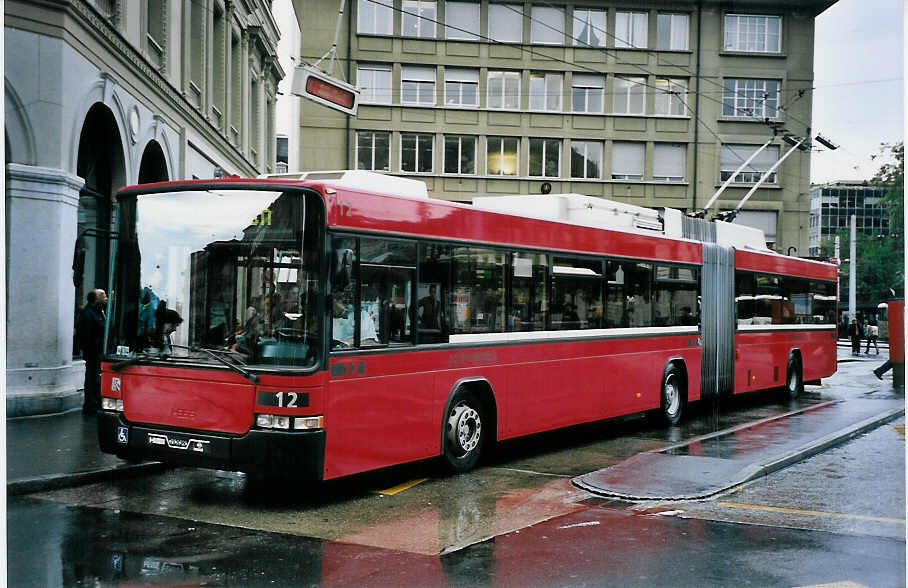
[848, 317, 862, 356]
[77, 288, 107, 414]
[865, 321, 880, 355]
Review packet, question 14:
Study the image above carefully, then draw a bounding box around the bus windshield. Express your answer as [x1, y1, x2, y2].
[108, 187, 324, 371]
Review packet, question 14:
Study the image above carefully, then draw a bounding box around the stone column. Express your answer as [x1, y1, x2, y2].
[6, 164, 86, 416]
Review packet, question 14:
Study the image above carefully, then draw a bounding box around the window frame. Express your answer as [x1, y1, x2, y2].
[355, 130, 391, 171]
[615, 11, 648, 49]
[445, 1, 480, 40]
[571, 73, 605, 114]
[611, 141, 645, 181]
[724, 13, 782, 54]
[443, 134, 477, 175]
[444, 67, 480, 107]
[357, 0, 394, 35]
[530, 5, 565, 45]
[487, 70, 521, 110]
[488, 4, 523, 43]
[356, 63, 393, 105]
[570, 140, 603, 180]
[720, 143, 781, 184]
[401, 65, 437, 106]
[654, 78, 688, 116]
[486, 136, 520, 176]
[529, 71, 563, 112]
[402, 0, 438, 39]
[656, 13, 689, 51]
[401, 132, 435, 173]
[653, 143, 686, 182]
[722, 78, 781, 119]
[572, 8, 606, 48]
[528, 138, 561, 178]
[612, 76, 646, 115]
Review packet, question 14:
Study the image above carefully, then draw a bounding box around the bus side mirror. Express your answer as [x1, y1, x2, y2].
[333, 248, 354, 290]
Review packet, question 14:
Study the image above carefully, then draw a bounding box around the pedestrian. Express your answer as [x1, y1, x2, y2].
[873, 360, 892, 380]
[865, 321, 880, 355]
[847, 317, 861, 356]
[77, 288, 107, 414]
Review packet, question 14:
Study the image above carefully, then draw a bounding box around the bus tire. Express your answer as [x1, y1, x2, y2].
[442, 389, 486, 474]
[660, 364, 685, 426]
[785, 356, 803, 399]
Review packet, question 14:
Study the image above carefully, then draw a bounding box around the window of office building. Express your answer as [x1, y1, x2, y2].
[724, 14, 781, 53]
[570, 140, 602, 179]
[445, 1, 480, 40]
[489, 4, 523, 43]
[531, 6, 564, 44]
[488, 71, 520, 110]
[529, 72, 562, 111]
[573, 8, 605, 47]
[357, 64, 393, 104]
[444, 135, 476, 174]
[612, 142, 645, 181]
[657, 13, 689, 50]
[572, 74, 604, 113]
[529, 138, 560, 177]
[654, 78, 687, 116]
[402, 0, 437, 38]
[401, 133, 434, 173]
[146, 0, 166, 69]
[653, 143, 686, 182]
[722, 78, 780, 118]
[720, 144, 780, 183]
[613, 76, 646, 115]
[401, 65, 436, 105]
[356, 131, 390, 171]
[358, 0, 393, 35]
[487, 136, 519, 176]
[615, 11, 647, 48]
[444, 68, 479, 107]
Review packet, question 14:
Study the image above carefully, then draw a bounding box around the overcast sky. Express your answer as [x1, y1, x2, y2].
[810, 0, 904, 184]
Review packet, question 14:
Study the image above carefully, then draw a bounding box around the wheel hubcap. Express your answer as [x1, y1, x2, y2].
[447, 403, 481, 454]
[664, 375, 680, 417]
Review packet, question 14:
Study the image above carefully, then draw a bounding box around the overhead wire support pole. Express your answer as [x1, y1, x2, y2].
[698, 137, 775, 216]
[719, 137, 805, 222]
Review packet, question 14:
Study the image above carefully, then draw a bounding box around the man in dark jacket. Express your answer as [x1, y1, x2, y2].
[847, 317, 861, 356]
[77, 289, 107, 414]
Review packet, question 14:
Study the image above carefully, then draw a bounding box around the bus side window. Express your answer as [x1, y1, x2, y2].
[418, 243, 452, 344]
[509, 252, 547, 332]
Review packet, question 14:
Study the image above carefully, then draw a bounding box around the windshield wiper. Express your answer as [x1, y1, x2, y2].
[110, 352, 163, 371]
[171, 344, 259, 384]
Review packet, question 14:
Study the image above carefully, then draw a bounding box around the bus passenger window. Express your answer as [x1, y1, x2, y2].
[452, 247, 506, 334]
[605, 261, 652, 328]
[360, 265, 414, 346]
[551, 256, 602, 330]
[418, 244, 452, 344]
[510, 252, 547, 331]
[653, 265, 699, 327]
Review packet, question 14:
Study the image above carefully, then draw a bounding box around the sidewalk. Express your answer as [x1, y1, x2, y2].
[6, 409, 167, 496]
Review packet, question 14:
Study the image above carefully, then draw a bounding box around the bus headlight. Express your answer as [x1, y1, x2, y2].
[255, 414, 291, 430]
[293, 416, 324, 430]
[102, 397, 124, 412]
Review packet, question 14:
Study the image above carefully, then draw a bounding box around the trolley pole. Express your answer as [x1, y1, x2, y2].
[849, 215, 856, 321]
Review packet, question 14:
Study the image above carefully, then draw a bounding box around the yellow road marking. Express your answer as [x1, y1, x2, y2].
[372, 478, 428, 496]
[893, 425, 905, 437]
[717, 502, 905, 525]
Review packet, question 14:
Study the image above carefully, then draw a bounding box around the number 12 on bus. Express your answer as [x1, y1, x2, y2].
[97, 172, 837, 481]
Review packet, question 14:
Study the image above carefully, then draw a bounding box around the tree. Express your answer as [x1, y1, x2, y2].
[820, 143, 904, 307]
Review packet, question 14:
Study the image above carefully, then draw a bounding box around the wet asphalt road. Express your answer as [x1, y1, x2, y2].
[7, 354, 905, 586]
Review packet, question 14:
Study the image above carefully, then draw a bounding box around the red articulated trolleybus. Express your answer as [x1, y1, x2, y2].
[98, 171, 838, 480]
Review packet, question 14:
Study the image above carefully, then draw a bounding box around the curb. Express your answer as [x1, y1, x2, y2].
[737, 406, 905, 486]
[573, 403, 905, 501]
[8, 461, 172, 497]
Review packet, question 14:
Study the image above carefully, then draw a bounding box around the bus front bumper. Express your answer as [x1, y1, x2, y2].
[97, 411, 325, 480]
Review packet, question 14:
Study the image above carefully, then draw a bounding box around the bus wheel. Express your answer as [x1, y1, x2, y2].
[443, 390, 485, 473]
[785, 356, 803, 399]
[660, 364, 685, 426]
